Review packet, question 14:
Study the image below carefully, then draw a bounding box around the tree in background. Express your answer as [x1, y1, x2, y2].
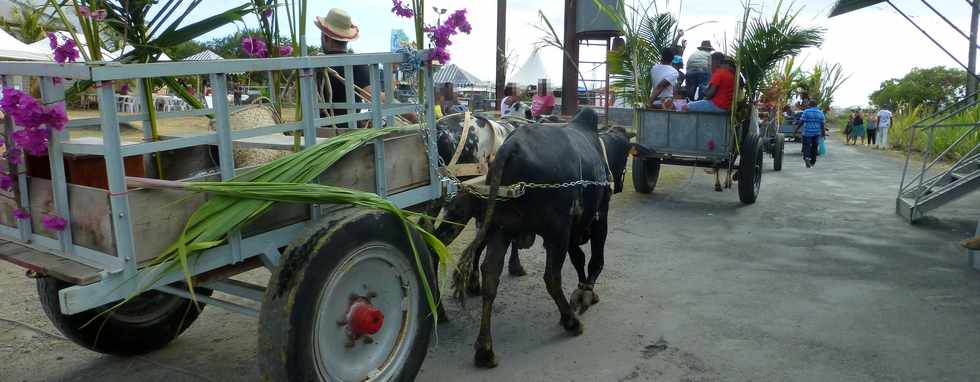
[869, 66, 966, 110]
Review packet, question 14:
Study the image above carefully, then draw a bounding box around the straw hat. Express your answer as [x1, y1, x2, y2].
[315, 8, 360, 42]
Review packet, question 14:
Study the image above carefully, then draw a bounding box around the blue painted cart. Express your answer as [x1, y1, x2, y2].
[631, 108, 763, 204]
[0, 53, 446, 381]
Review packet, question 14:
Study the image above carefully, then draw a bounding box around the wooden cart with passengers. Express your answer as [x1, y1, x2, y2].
[0, 52, 447, 381]
[630, 109, 764, 204]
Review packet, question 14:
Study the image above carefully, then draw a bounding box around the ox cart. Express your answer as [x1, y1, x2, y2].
[631, 109, 763, 204]
[0, 52, 446, 381]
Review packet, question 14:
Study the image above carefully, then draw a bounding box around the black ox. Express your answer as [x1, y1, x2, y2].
[452, 108, 631, 368]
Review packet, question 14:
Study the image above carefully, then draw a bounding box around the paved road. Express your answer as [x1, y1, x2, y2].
[2, 136, 979, 381]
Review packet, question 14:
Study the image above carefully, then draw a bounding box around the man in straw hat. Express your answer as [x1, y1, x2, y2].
[685, 40, 714, 101]
[315, 8, 367, 128]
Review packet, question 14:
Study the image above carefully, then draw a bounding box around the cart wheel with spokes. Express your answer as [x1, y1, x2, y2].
[36, 277, 211, 355]
[738, 133, 763, 204]
[258, 208, 436, 382]
[632, 157, 661, 194]
[773, 133, 785, 171]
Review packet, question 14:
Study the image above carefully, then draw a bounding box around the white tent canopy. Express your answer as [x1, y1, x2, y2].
[0, 28, 50, 61]
[509, 49, 553, 87]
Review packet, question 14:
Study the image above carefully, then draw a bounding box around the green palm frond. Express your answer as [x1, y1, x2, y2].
[734, 1, 825, 102]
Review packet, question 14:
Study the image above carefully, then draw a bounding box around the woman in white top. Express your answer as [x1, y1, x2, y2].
[500, 83, 525, 117]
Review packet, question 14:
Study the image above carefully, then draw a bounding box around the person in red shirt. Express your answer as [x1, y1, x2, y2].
[684, 52, 735, 113]
[531, 79, 556, 118]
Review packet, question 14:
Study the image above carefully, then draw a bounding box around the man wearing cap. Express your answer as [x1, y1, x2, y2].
[685, 40, 713, 101]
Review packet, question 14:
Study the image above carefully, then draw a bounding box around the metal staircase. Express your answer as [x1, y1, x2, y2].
[897, 95, 980, 222]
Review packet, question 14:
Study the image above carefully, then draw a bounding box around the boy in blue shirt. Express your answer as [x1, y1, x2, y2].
[799, 100, 826, 168]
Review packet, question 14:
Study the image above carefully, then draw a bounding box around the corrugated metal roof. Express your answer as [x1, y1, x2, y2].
[184, 50, 224, 61]
[828, 0, 888, 17]
[433, 64, 484, 87]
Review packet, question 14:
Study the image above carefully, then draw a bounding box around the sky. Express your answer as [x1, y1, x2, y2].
[2, 0, 975, 107]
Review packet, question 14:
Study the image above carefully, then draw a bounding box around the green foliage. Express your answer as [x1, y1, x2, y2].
[734, 1, 824, 102]
[869, 66, 967, 110]
[0, 1, 63, 43]
[597, 0, 679, 107]
[798, 62, 848, 112]
[163, 40, 206, 60]
[889, 104, 980, 158]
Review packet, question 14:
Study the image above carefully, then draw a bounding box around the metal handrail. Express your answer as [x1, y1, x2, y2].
[899, 96, 980, 196]
[903, 123, 979, 195]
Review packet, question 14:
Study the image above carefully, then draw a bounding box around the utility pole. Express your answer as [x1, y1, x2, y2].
[969, 0, 979, 99]
[561, 0, 579, 115]
[495, 0, 507, 110]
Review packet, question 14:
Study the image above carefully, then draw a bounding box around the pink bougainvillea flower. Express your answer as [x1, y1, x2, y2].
[78, 6, 91, 17]
[52, 38, 80, 65]
[391, 0, 414, 18]
[92, 9, 107, 21]
[242, 36, 268, 58]
[446, 9, 472, 33]
[0, 174, 12, 191]
[278, 45, 293, 57]
[41, 102, 68, 132]
[119, 83, 130, 95]
[42, 214, 67, 232]
[13, 208, 30, 220]
[422, 9, 471, 64]
[5, 147, 22, 165]
[47, 32, 58, 49]
[262, 8, 273, 19]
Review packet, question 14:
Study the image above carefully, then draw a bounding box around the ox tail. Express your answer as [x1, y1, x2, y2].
[451, 139, 515, 304]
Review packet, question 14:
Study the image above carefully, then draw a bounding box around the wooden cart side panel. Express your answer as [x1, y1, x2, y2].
[0, 178, 115, 254]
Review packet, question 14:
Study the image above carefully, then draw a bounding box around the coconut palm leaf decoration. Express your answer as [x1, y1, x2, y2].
[733, 1, 825, 103]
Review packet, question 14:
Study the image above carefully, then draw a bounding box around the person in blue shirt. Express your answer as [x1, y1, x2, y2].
[799, 100, 826, 168]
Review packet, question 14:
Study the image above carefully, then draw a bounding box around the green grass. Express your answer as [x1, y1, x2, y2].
[889, 104, 980, 161]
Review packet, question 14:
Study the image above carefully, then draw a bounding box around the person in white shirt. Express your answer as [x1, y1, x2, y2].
[876, 107, 893, 149]
[500, 83, 526, 118]
[649, 47, 679, 109]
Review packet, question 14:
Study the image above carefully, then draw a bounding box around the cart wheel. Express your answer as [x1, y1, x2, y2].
[773, 133, 785, 171]
[36, 277, 210, 355]
[738, 134, 763, 204]
[631, 157, 661, 194]
[258, 208, 436, 382]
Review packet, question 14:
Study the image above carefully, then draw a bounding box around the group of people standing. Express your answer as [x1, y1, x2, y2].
[844, 108, 893, 149]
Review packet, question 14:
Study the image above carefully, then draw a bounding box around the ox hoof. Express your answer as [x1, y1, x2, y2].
[570, 288, 600, 315]
[436, 302, 451, 323]
[561, 315, 584, 336]
[474, 348, 498, 368]
[466, 280, 482, 297]
[508, 265, 528, 277]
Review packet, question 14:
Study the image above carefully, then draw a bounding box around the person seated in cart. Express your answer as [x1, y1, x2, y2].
[683, 52, 735, 113]
[316, 8, 417, 127]
[648, 47, 679, 109]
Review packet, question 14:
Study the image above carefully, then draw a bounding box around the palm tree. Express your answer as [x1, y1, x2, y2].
[763, 56, 803, 124]
[799, 62, 848, 112]
[734, 1, 824, 104]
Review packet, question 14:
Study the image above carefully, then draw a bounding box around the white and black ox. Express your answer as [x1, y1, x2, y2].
[442, 108, 631, 368]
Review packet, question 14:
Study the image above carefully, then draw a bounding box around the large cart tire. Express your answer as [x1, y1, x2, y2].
[738, 134, 763, 204]
[36, 277, 210, 355]
[773, 133, 785, 171]
[258, 208, 436, 382]
[632, 157, 661, 194]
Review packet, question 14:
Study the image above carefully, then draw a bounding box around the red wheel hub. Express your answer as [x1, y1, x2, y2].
[347, 299, 384, 337]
